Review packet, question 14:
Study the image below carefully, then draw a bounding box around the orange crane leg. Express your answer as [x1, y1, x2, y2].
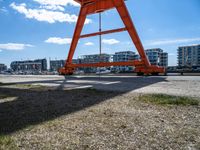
[59, 0, 165, 75]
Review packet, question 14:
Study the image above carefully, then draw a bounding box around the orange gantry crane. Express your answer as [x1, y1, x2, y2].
[59, 0, 165, 75]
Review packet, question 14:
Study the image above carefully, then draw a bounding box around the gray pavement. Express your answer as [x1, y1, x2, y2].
[1, 75, 200, 97]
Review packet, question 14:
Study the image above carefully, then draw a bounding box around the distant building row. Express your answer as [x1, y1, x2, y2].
[50, 49, 168, 73]
[2, 44, 200, 74]
[50, 45, 200, 70]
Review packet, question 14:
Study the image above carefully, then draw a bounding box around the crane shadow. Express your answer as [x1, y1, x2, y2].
[0, 76, 167, 135]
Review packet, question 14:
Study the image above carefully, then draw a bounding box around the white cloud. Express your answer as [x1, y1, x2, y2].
[10, 2, 92, 24]
[148, 38, 200, 46]
[34, 0, 80, 11]
[84, 42, 94, 46]
[0, 43, 33, 51]
[102, 39, 120, 45]
[39, 5, 65, 11]
[0, 7, 8, 13]
[45, 37, 72, 45]
[33, 0, 80, 7]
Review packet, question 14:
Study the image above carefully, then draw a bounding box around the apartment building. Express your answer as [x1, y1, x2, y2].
[145, 48, 168, 67]
[0, 64, 7, 72]
[178, 44, 200, 67]
[34, 59, 47, 71]
[78, 54, 111, 73]
[50, 60, 65, 71]
[10, 59, 47, 72]
[112, 51, 139, 72]
[10, 61, 42, 72]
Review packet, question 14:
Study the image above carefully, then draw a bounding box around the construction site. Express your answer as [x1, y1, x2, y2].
[0, 0, 200, 149]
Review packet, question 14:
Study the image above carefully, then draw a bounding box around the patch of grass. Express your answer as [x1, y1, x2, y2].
[0, 94, 10, 99]
[0, 135, 17, 150]
[14, 84, 46, 89]
[140, 94, 199, 106]
[86, 87, 99, 92]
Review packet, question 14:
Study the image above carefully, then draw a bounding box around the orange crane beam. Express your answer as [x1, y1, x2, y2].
[80, 27, 127, 39]
[72, 60, 144, 68]
[59, 0, 165, 75]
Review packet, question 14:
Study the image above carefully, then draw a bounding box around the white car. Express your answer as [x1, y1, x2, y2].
[96, 70, 111, 75]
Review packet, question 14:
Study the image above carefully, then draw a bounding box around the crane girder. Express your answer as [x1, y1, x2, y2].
[59, 0, 165, 75]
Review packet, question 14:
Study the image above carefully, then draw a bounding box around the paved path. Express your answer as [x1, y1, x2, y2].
[1, 75, 200, 97]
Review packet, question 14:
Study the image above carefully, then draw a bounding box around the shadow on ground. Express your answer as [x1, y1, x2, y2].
[0, 76, 167, 135]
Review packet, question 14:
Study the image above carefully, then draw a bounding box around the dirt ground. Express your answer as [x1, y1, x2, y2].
[0, 85, 200, 150]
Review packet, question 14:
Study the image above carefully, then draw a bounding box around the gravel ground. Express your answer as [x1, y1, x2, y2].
[0, 85, 200, 150]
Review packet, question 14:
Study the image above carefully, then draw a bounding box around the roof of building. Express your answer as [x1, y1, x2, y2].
[115, 51, 135, 54]
[178, 44, 200, 48]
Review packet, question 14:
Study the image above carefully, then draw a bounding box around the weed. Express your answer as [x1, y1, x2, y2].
[0, 94, 10, 99]
[139, 94, 199, 106]
[0, 135, 17, 150]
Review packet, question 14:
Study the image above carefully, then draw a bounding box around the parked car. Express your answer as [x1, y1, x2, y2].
[96, 69, 111, 75]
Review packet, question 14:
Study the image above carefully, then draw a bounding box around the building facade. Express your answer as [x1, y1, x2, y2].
[10, 59, 47, 72]
[0, 64, 7, 72]
[79, 54, 111, 63]
[112, 51, 139, 72]
[50, 60, 65, 71]
[145, 48, 168, 67]
[178, 45, 200, 67]
[34, 59, 47, 71]
[10, 61, 42, 72]
[113, 51, 139, 62]
[78, 54, 111, 73]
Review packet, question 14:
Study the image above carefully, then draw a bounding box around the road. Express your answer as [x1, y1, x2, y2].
[1, 74, 200, 97]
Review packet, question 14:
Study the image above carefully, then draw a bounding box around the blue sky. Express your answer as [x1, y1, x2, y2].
[0, 0, 200, 67]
